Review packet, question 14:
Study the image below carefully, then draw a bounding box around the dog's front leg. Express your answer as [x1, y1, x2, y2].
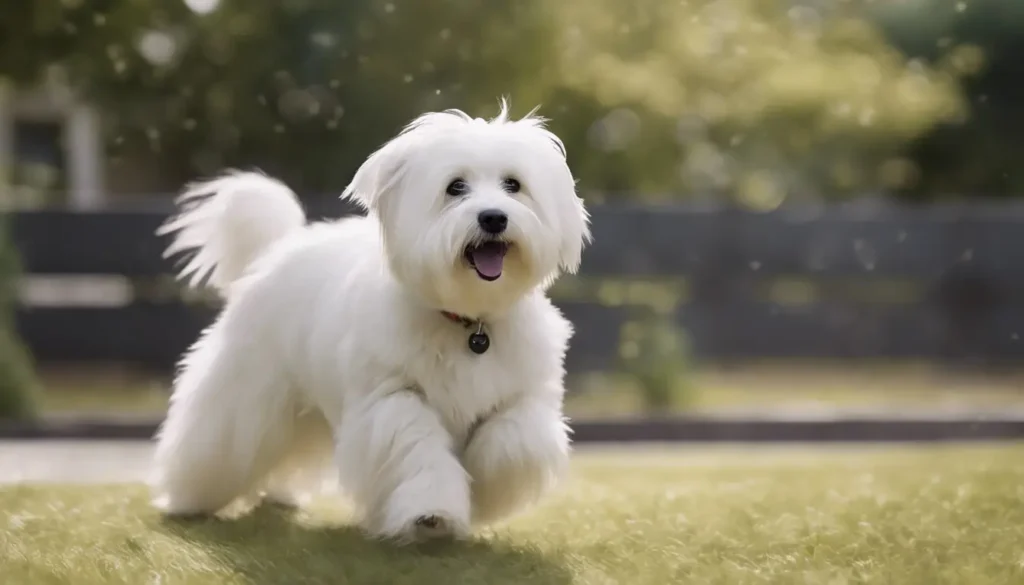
[335, 384, 470, 542]
[462, 394, 570, 526]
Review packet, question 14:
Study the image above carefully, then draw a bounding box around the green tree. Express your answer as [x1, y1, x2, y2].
[0, 0, 561, 194]
[537, 0, 965, 205]
[868, 0, 1024, 199]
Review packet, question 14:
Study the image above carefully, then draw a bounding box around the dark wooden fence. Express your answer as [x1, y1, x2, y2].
[9, 200, 1024, 374]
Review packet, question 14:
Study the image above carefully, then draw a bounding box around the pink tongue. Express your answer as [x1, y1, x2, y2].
[471, 244, 506, 278]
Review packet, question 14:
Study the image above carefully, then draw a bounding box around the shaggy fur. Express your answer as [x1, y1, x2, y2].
[149, 102, 591, 542]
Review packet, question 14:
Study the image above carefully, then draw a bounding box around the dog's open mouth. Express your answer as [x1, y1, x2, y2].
[464, 241, 509, 281]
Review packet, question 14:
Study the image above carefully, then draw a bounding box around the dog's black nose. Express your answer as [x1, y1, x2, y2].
[477, 209, 508, 234]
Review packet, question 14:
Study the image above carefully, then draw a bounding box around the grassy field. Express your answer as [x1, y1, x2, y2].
[2, 444, 1024, 584]
[36, 363, 1024, 419]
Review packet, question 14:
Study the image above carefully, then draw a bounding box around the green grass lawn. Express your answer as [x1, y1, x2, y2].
[3, 444, 1024, 584]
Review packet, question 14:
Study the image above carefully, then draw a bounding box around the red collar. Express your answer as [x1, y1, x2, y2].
[440, 311, 478, 328]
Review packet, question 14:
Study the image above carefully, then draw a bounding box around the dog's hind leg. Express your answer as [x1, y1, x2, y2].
[150, 323, 296, 517]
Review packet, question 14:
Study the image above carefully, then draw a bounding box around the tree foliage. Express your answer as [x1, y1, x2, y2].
[868, 0, 1024, 199]
[543, 0, 965, 204]
[0, 0, 966, 203]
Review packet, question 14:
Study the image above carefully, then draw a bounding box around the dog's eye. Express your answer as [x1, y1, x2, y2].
[446, 178, 470, 197]
[501, 178, 521, 194]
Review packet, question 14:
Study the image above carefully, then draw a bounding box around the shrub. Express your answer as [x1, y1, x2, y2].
[618, 310, 693, 414]
[0, 215, 38, 420]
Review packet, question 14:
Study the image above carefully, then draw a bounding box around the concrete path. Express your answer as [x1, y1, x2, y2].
[0, 440, 152, 484]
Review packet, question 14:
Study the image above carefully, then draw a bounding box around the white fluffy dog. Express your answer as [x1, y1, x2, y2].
[149, 102, 591, 542]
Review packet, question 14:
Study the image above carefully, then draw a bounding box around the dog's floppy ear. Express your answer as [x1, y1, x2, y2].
[344, 110, 477, 212]
[558, 192, 591, 274]
[342, 137, 410, 213]
[513, 111, 592, 275]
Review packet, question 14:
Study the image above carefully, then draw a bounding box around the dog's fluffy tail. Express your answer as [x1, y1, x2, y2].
[157, 170, 306, 295]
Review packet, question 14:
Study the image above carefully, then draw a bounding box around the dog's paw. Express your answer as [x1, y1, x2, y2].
[364, 508, 469, 544]
[381, 511, 468, 544]
[413, 514, 454, 539]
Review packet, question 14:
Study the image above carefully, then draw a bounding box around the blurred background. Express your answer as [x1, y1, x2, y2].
[1, 0, 1023, 427]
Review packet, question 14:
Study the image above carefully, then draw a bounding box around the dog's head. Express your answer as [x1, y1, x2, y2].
[343, 100, 591, 317]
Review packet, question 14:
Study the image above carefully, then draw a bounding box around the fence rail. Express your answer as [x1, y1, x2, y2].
[9, 200, 1024, 373]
